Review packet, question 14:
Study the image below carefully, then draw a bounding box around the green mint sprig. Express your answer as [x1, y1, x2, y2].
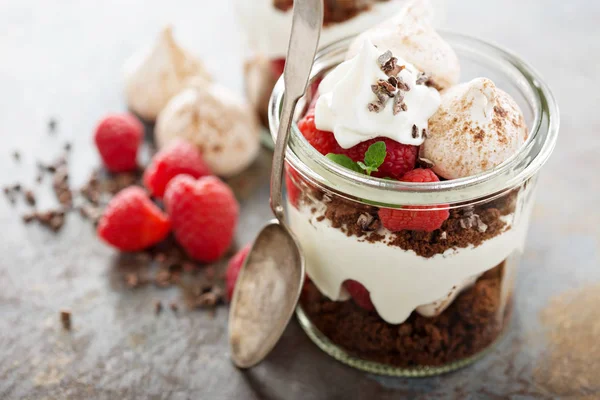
[326, 141, 387, 176]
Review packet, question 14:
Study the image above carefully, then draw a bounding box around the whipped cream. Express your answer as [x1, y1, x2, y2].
[420, 78, 528, 179]
[314, 39, 440, 148]
[234, 0, 421, 59]
[288, 197, 532, 324]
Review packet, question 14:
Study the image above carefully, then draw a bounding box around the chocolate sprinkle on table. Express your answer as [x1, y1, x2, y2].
[60, 310, 71, 330]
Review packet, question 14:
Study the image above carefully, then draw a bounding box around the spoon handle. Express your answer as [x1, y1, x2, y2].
[270, 0, 323, 223]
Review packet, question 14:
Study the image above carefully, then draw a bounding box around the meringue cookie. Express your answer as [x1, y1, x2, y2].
[346, 0, 459, 90]
[155, 81, 260, 177]
[420, 78, 528, 180]
[244, 54, 279, 127]
[124, 26, 211, 121]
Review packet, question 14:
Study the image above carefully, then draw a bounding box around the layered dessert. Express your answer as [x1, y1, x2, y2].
[237, 0, 445, 125]
[284, 1, 535, 369]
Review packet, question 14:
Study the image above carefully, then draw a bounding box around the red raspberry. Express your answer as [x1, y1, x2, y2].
[378, 169, 450, 232]
[344, 280, 375, 311]
[271, 58, 286, 77]
[143, 139, 211, 198]
[164, 175, 239, 262]
[297, 110, 342, 155]
[342, 138, 418, 179]
[285, 166, 301, 208]
[97, 186, 171, 251]
[225, 243, 252, 301]
[94, 113, 143, 173]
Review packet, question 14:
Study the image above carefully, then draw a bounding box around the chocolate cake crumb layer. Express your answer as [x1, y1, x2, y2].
[292, 178, 519, 258]
[300, 263, 510, 368]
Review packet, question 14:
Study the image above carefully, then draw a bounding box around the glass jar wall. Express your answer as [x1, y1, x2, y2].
[269, 34, 558, 376]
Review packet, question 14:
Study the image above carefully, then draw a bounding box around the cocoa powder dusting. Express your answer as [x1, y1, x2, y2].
[534, 284, 600, 396]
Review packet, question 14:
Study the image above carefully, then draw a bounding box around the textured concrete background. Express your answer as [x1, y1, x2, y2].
[0, 0, 598, 398]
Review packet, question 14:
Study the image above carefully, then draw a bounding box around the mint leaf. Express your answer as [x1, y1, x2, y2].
[364, 141, 386, 169]
[356, 161, 376, 175]
[326, 154, 362, 173]
[357, 142, 386, 175]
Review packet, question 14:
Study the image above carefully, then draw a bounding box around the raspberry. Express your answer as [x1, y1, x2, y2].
[401, 168, 442, 183]
[94, 113, 143, 173]
[97, 186, 171, 251]
[342, 138, 418, 179]
[143, 139, 211, 198]
[378, 169, 450, 232]
[164, 175, 239, 262]
[285, 166, 301, 208]
[297, 110, 342, 155]
[225, 243, 252, 301]
[344, 280, 375, 311]
[271, 58, 286, 77]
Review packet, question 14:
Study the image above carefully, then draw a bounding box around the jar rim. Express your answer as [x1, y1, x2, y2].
[268, 32, 559, 206]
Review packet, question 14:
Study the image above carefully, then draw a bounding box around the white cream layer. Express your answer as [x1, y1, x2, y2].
[288, 201, 528, 324]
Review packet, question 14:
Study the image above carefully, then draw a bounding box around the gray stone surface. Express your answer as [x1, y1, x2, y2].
[0, 0, 598, 398]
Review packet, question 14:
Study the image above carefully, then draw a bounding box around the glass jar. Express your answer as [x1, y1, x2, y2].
[268, 34, 559, 376]
[234, 0, 446, 128]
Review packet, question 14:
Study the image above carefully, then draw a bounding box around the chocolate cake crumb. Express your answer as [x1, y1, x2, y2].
[60, 310, 71, 330]
[170, 302, 179, 312]
[125, 273, 141, 288]
[24, 190, 36, 206]
[154, 301, 163, 315]
[48, 118, 58, 133]
[300, 262, 509, 368]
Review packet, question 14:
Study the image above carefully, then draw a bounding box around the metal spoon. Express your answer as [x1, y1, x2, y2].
[228, 0, 323, 369]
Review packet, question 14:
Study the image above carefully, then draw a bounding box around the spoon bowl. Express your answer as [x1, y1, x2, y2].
[229, 221, 304, 368]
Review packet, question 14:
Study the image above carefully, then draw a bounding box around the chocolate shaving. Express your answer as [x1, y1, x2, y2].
[48, 118, 58, 133]
[24, 190, 36, 206]
[393, 94, 407, 115]
[416, 72, 429, 85]
[356, 213, 380, 232]
[395, 76, 410, 92]
[418, 157, 435, 168]
[368, 101, 384, 113]
[154, 301, 163, 315]
[460, 208, 489, 233]
[411, 125, 419, 139]
[60, 310, 71, 330]
[377, 50, 405, 77]
[376, 79, 397, 96]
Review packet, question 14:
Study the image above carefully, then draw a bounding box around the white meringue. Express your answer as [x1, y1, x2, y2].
[124, 26, 211, 121]
[243, 54, 278, 127]
[155, 81, 260, 178]
[346, 0, 459, 90]
[420, 78, 528, 180]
